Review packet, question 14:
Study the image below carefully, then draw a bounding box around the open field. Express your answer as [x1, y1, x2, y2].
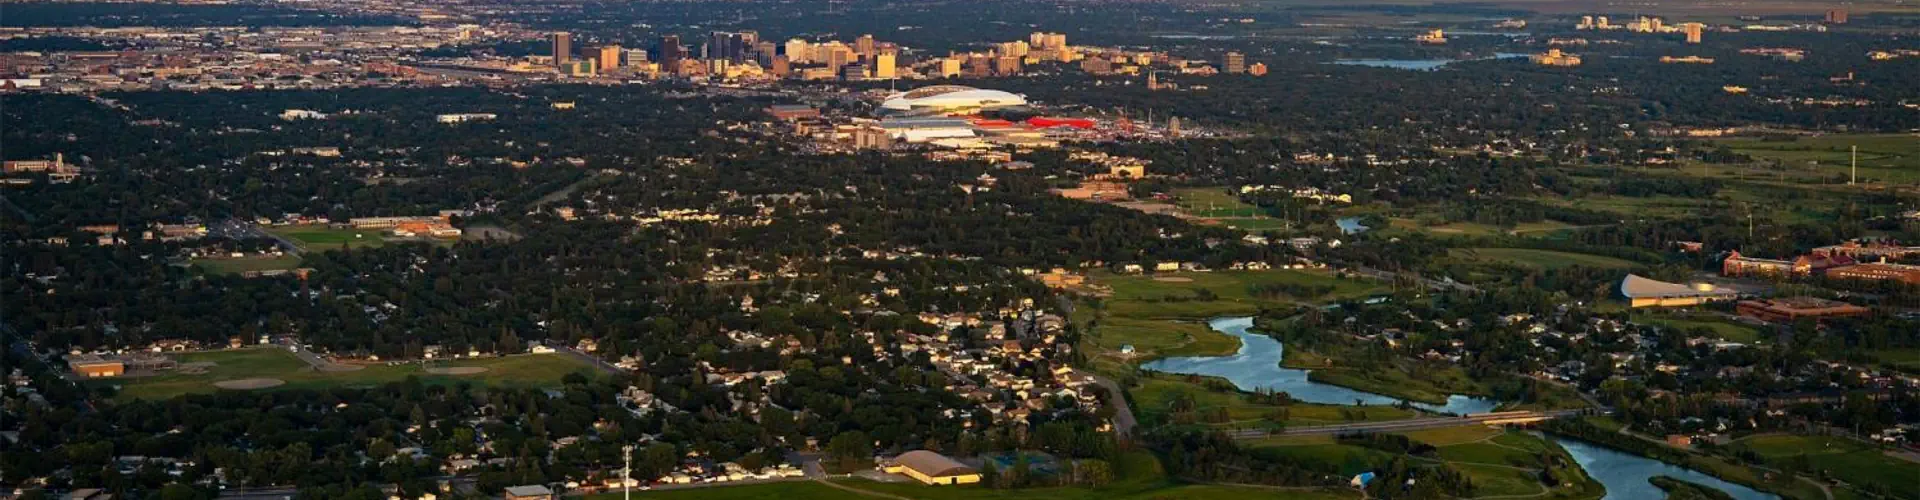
[1281, 343, 1490, 405]
[267, 225, 392, 251]
[617, 482, 847, 500]
[809, 451, 1359, 500]
[1172, 187, 1262, 218]
[1633, 313, 1765, 343]
[1251, 428, 1602, 498]
[1448, 248, 1641, 270]
[102, 348, 599, 400]
[1130, 375, 1417, 425]
[1732, 434, 1920, 499]
[192, 255, 301, 274]
[1717, 134, 1920, 184]
[1095, 269, 1384, 319]
[1386, 217, 1583, 239]
[1086, 317, 1240, 360]
[1865, 348, 1920, 373]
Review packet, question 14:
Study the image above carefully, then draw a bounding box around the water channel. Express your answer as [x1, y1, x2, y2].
[1141, 316, 1499, 414]
[1139, 316, 1781, 499]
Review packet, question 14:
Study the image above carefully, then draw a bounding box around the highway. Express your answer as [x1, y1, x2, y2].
[1225, 409, 1600, 440]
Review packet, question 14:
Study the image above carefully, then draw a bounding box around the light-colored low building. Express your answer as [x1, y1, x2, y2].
[883, 450, 981, 485]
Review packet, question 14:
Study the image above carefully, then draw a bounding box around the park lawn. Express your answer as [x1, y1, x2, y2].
[1452, 462, 1548, 497]
[1733, 434, 1920, 499]
[618, 482, 848, 499]
[1633, 313, 1764, 343]
[1088, 317, 1240, 360]
[1172, 187, 1261, 218]
[1448, 248, 1641, 271]
[1211, 217, 1291, 231]
[1865, 348, 1920, 373]
[1282, 343, 1490, 405]
[267, 225, 392, 251]
[1386, 217, 1507, 238]
[827, 451, 1359, 500]
[1528, 194, 1707, 220]
[1250, 431, 1602, 499]
[1095, 269, 1384, 320]
[193, 255, 302, 274]
[1128, 376, 1415, 425]
[107, 349, 599, 401]
[1717, 133, 1920, 183]
[1397, 425, 1504, 447]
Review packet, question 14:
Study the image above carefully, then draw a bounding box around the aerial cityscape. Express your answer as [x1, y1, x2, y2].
[1, 0, 1917, 499]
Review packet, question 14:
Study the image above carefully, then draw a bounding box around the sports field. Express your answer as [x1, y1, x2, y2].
[104, 348, 600, 400]
[1448, 248, 1641, 270]
[1717, 134, 1920, 184]
[267, 225, 392, 251]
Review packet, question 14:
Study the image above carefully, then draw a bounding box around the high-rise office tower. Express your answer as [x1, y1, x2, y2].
[854, 34, 876, 61]
[770, 55, 791, 77]
[550, 32, 572, 64]
[1682, 23, 1703, 44]
[824, 42, 853, 71]
[754, 41, 778, 64]
[707, 31, 751, 62]
[659, 35, 686, 67]
[965, 55, 992, 78]
[783, 39, 811, 64]
[994, 55, 1021, 76]
[598, 45, 622, 70]
[1224, 51, 1246, 74]
[939, 57, 962, 78]
[874, 50, 897, 79]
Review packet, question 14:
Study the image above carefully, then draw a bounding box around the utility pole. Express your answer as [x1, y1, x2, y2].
[1850, 145, 1858, 185]
[623, 444, 635, 500]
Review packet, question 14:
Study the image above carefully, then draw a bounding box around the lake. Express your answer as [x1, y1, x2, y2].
[1332, 53, 1528, 71]
[1335, 216, 1370, 234]
[1141, 317, 1500, 415]
[1555, 437, 1779, 500]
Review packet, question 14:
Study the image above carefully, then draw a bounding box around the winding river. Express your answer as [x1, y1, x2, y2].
[1141, 316, 1500, 415]
[1556, 438, 1779, 500]
[1136, 316, 1778, 499]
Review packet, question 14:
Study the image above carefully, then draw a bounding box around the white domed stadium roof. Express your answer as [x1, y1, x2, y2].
[881, 85, 1027, 114]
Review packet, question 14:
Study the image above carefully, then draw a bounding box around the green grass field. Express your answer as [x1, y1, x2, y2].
[1448, 248, 1641, 270]
[1717, 134, 1920, 184]
[1129, 376, 1417, 425]
[1172, 187, 1263, 218]
[192, 255, 302, 274]
[1633, 313, 1764, 343]
[104, 348, 600, 401]
[267, 225, 392, 251]
[761, 451, 1364, 500]
[1865, 348, 1920, 373]
[1732, 434, 1920, 499]
[1096, 269, 1384, 319]
[1250, 429, 1600, 498]
[1087, 317, 1240, 360]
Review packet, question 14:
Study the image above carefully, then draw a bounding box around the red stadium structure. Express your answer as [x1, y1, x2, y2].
[1026, 117, 1097, 129]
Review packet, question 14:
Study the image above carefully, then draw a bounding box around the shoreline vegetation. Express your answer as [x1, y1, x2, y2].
[1650, 475, 1737, 500]
[1541, 418, 1829, 500]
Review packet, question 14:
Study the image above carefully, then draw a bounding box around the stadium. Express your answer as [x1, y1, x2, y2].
[880, 85, 1028, 115]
